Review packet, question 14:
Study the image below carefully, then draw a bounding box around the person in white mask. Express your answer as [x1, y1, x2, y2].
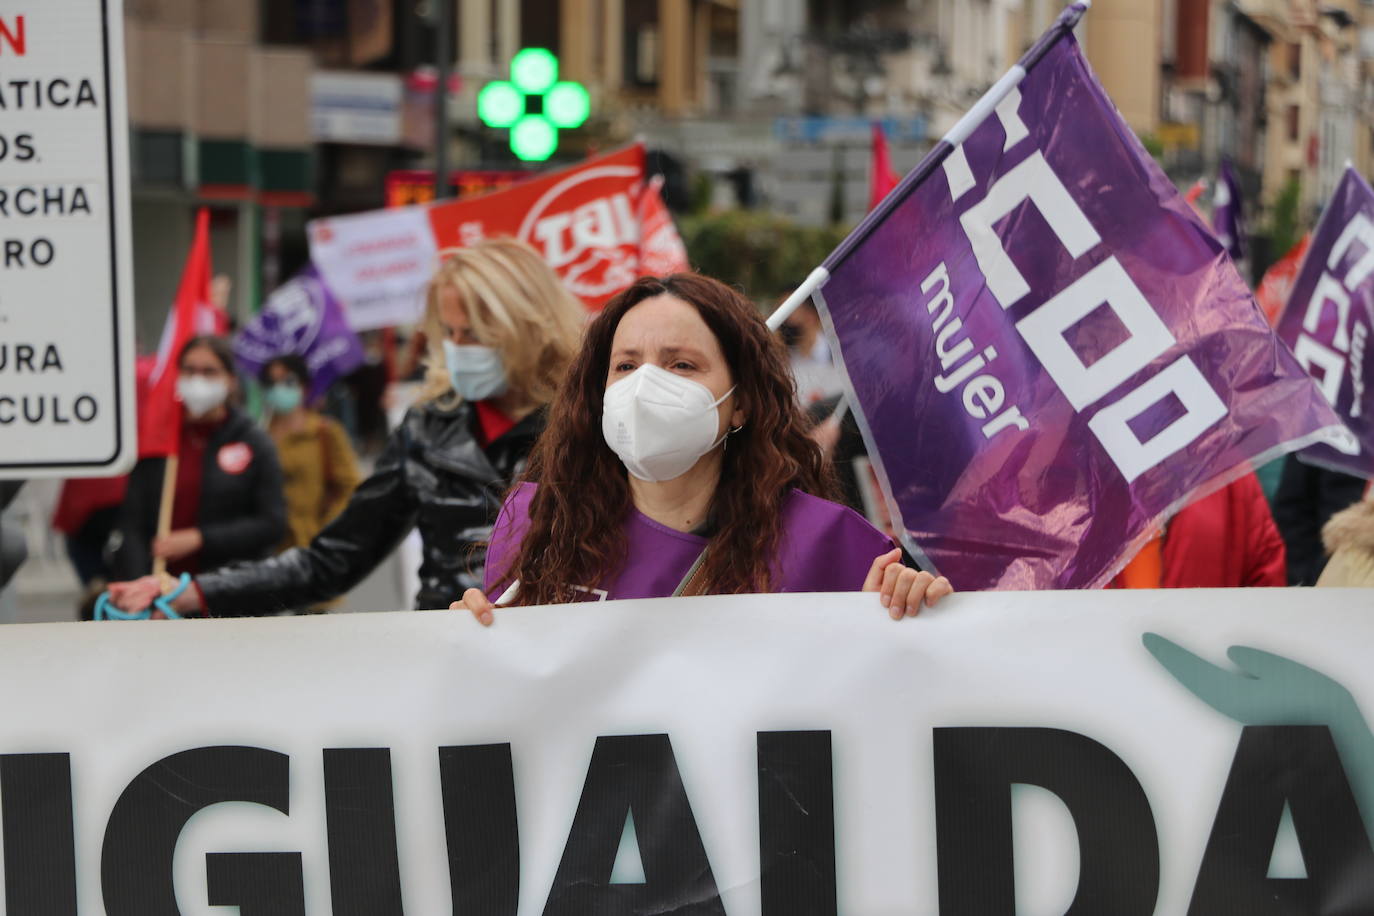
[456, 273, 953, 621]
[109, 336, 287, 583]
[106, 239, 585, 616]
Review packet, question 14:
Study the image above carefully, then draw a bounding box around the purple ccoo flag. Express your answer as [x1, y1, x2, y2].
[796, 3, 1349, 590]
[234, 266, 365, 402]
[1212, 158, 1246, 261]
[1275, 164, 1374, 477]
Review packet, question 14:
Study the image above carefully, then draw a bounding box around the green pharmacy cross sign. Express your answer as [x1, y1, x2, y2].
[478, 48, 591, 162]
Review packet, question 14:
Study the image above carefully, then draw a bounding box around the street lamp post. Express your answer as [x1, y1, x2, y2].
[434, 0, 453, 199]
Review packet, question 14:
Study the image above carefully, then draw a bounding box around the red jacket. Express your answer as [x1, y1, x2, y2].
[51, 354, 156, 535]
[1159, 472, 1286, 588]
[52, 475, 128, 535]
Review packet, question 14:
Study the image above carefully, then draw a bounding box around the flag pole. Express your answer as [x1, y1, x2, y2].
[146, 206, 210, 581]
[766, 267, 830, 330]
[151, 456, 179, 579]
[763, 1, 1091, 330]
[434, 0, 453, 200]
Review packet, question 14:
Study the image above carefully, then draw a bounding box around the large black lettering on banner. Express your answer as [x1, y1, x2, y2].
[933, 727, 1160, 914]
[1190, 725, 1374, 915]
[323, 748, 404, 915]
[206, 852, 304, 916]
[543, 734, 724, 916]
[439, 743, 521, 914]
[1, 753, 78, 915]
[101, 746, 301, 915]
[758, 730, 836, 916]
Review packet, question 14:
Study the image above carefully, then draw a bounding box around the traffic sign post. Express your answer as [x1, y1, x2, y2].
[0, 1, 135, 479]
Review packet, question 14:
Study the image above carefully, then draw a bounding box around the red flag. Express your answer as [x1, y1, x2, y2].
[636, 176, 690, 276]
[1184, 177, 1207, 204]
[1256, 232, 1311, 326]
[869, 122, 901, 210]
[1183, 177, 1207, 212]
[139, 209, 213, 458]
[421, 145, 647, 311]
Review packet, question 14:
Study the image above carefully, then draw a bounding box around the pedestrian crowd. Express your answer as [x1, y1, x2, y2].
[2, 236, 1370, 619]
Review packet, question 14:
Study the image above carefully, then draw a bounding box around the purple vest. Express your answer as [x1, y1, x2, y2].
[484, 482, 895, 600]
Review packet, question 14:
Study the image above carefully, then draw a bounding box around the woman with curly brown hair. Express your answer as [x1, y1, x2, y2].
[455, 273, 953, 622]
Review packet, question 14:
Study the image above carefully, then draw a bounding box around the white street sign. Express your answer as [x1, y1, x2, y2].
[311, 71, 404, 145]
[0, 0, 135, 479]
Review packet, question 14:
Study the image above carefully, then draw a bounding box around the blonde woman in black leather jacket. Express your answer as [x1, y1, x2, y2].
[106, 238, 584, 616]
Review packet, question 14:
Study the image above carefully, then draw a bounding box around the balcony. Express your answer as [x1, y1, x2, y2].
[1235, 0, 1299, 37]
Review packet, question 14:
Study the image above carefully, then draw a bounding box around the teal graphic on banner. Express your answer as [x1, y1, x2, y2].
[1145, 633, 1374, 910]
[1145, 632, 1374, 835]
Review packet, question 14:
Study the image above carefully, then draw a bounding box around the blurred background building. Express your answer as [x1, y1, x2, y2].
[1016, 0, 1374, 266]
[119, 0, 1374, 340]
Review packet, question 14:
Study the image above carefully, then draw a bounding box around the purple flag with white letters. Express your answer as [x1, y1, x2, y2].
[813, 5, 1350, 590]
[1275, 165, 1374, 477]
[1212, 159, 1245, 261]
[234, 266, 365, 402]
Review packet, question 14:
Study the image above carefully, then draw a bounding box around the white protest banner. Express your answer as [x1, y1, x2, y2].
[0, 1, 135, 479]
[1, 589, 1371, 913]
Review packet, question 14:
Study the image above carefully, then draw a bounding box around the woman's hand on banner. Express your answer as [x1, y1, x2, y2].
[153, 528, 203, 561]
[863, 548, 953, 619]
[107, 577, 163, 614]
[453, 588, 496, 626]
[454, 558, 953, 624]
[105, 575, 205, 618]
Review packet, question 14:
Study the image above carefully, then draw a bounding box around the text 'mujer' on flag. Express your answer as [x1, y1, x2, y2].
[811, 3, 1351, 591]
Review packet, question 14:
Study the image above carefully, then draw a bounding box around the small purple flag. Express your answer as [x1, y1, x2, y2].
[1212, 158, 1246, 261]
[1275, 164, 1374, 477]
[812, 5, 1349, 590]
[234, 266, 365, 402]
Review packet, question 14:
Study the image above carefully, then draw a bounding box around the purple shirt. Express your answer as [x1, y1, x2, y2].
[484, 482, 896, 600]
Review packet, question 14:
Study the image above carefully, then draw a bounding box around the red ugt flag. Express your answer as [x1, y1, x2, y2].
[636, 176, 690, 276]
[139, 208, 213, 458]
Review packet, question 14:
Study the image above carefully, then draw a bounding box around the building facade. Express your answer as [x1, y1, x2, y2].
[1255, 0, 1367, 222]
[1020, 0, 1374, 256]
[119, 0, 1374, 330]
[124, 0, 314, 346]
[658, 0, 1023, 225]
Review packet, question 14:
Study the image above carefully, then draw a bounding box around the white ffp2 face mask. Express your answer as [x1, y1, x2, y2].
[443, 340, 509, 402]
[601, 364, 735, 482]
[176, 375, 229, 418]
